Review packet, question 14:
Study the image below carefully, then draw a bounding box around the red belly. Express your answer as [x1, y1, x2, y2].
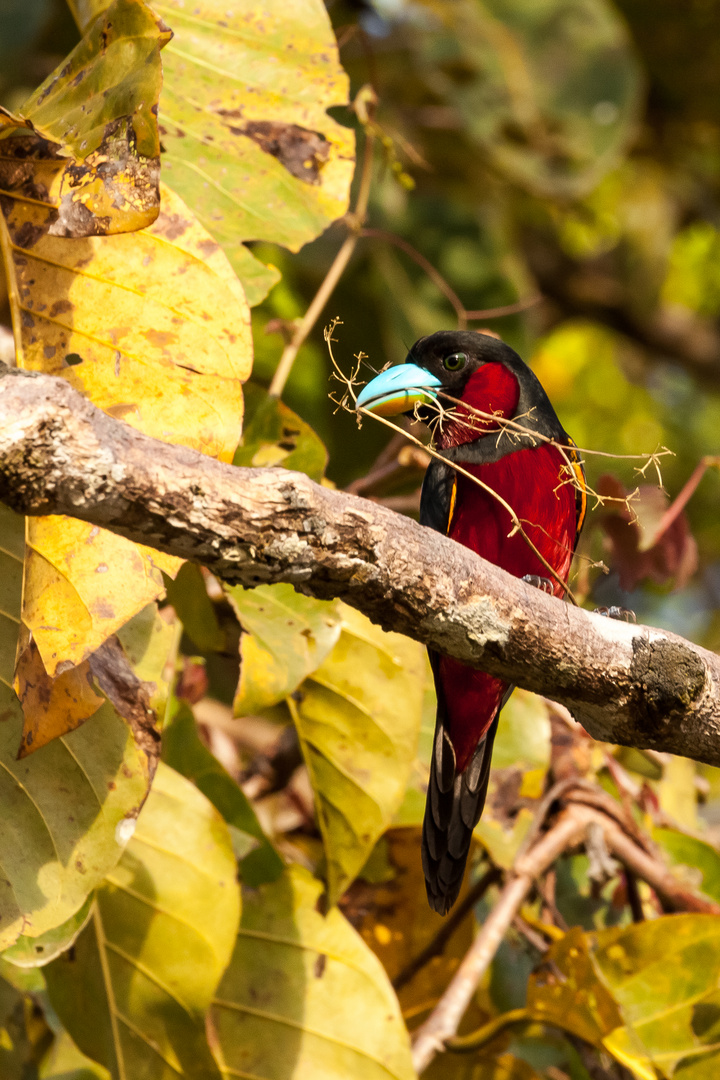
[439, 443, 577, 770]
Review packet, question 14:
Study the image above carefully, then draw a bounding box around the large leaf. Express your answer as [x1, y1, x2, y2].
[162, 697, 284, 887]
[417, 0, 642, 198]
[1, 181, 252, 680]
[289, 605, 425, 904]
[1, 0, 170, 235]
[229, 583, 342, 716]
[0, 503, 154, 951]
[211, 865, 415, 1080]
[68, 0, 356, 303]
[45, 763, 240, 1080]
[163, 562, 225, 654]
[526, 926, 622, 1049]
[0, 501, 24, 694]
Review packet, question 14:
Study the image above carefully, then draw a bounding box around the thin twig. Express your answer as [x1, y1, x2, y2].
[327, 326, 671, 596]
[512, 913, 550, 954]
[465, 296, 542, 319]
[434, 388, 672, 490]
[268, 101, 376, 398]
[411, 809, 588, 1074]
[361, 227, 468, 328]
[392, 866, 502, 992]
[578, 805, 720, 915]
[624, 867, 645, 923]
[362, 228, 542, 328]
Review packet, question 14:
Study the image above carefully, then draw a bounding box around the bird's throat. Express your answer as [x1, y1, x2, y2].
[436, 362, 519, 449]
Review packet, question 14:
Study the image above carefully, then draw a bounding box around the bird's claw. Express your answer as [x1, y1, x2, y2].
[594, 605, 636, 623]
[522, 574, 554, 595]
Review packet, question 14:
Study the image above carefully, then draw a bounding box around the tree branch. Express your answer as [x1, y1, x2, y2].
[1, 366, 719, 762]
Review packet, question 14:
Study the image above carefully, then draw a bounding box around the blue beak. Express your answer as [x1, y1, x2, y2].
[356, 363, 443, 416]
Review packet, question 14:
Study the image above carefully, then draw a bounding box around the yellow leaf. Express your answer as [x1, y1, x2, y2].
[1, 182, 252, 681]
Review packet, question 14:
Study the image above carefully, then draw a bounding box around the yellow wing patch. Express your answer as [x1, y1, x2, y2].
[447, 475, 458, 533]
[567, 439, 587, 534]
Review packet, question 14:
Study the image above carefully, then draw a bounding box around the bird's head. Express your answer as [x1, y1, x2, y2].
[356, 331, 532, 448]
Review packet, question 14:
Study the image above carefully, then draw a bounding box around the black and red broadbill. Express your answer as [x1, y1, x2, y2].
[356, 331, 587, 915]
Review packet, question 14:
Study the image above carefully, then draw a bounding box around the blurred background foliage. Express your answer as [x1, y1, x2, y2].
[4, 1, 720, 1078]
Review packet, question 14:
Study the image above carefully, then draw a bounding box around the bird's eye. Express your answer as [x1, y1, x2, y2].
[443, 352, 467, 372]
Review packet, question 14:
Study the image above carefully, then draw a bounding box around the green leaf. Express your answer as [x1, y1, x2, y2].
[490, 690, 552, 773]
[473, 691, 551, 868]
[662, 222, 720, 318]
[290, 604, 425, 904]
[233, 384, 329, 481]
[163, 562, 225, 654]
[211, 864, 415, 1080]
[45, 762, 240, 1080]
[474, 808, 535, 871]
[654, 828, 720, 904]
[2, 894, 93, 969]
[114, 602, 179, 719]
[657, 756, 699, 831]
[418, 0, 642, 198]
[0, 958, 46, 995]
[0, 501, 23, 693]
[592, 915, 720, 1079]
[229, 582, 342, 716]
[162, 697, 284, 886]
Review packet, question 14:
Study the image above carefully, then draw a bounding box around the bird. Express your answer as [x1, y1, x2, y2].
[356, 330, 586, 914]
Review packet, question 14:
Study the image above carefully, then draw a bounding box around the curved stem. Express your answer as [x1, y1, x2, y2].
[465, 295, 541, 319]
[445, 1008, 533, 1053]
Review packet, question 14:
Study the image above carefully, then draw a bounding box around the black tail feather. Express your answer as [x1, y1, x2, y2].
[421, 710, 499, 915]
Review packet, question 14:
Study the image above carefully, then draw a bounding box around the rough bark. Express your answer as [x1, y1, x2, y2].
[1, 366, 719, 761]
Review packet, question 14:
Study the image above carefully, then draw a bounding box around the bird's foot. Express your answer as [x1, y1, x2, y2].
[522, 574, 554, 595]
[594, 605, 636, 623]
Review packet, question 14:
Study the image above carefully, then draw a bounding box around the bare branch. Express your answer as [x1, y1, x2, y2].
[0, 366, 719, 766]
